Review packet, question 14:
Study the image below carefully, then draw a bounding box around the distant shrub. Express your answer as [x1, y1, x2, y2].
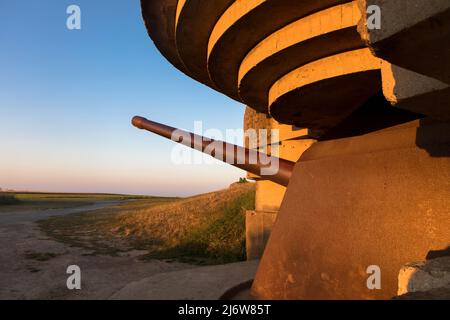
[238, 177, 248, 183]
[0, 193, 20, 205]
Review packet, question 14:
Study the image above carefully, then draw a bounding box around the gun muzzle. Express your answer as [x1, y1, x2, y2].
[132, 116, 295, 186]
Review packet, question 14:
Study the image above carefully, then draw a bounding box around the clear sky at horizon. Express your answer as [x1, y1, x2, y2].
[0, 0, 247, 196]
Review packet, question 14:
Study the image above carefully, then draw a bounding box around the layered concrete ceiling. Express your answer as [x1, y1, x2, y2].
[141, 0, 383, 131]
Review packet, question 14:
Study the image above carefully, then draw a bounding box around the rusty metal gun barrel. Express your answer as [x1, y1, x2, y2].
[132, 116, 295, 186]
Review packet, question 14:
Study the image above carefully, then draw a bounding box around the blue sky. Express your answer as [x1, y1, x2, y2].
[0, 0, 246, 196]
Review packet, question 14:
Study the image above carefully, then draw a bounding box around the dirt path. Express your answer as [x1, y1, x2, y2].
[0, 203, 192, 299]
[0, 201, 121, 225]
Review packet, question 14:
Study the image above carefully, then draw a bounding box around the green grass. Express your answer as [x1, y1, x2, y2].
[0, 192, 159, 213]
[38, 198, 182, 256]
[14, 192, 151, 201]
[38, 184, 255, 265]
[145, 189, 254, 264]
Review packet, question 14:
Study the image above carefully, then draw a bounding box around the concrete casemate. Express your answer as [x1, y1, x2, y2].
[239, 1, 364, 112]
[252, 120, 450, 299]
[141, 0, 188, 76]
[141, 0, 391, 133]
[139, 0, 450, 299]
[380, 62, 450, 121]
[269, 48, 382, 130]
[207, 0, 350, 101]
[246, 211, 277, 261]
[357, 0, 450, 121]
[243, 108, 315, 260]
[175, 0, 234, 88]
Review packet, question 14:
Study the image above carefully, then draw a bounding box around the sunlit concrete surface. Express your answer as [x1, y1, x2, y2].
[140, 0, 450, 299]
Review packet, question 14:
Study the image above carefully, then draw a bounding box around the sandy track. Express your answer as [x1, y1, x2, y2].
[0, 201, 121, 225]
[0, 203, 192, 299]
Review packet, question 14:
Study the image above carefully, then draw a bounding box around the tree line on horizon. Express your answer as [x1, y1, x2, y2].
[0, 188, 20, 205]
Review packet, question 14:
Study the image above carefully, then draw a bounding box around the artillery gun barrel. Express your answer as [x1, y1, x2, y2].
[132, 116, 295, 186]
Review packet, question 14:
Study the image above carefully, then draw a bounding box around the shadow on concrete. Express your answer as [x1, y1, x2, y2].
[427, 246, 450, 260]
[316, 91, 450, 158]
[416, 118, 450, 157]
[319, 92, 424, 141]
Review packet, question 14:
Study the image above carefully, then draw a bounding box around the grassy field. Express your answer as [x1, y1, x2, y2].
[0, 192, 159, 213]
[38, 182, 255, 265]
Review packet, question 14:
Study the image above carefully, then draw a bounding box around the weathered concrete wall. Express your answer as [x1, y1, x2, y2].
[255, 181, 285, 213]
[243, 107, 315, 259]
[246, 210, 277, 261]
[357, 0, 450, 121]
[244, 107, 315, 155]
[142, 0, 388, 135]
[380, 62, 450, 120]
[142, 0, 450, 300]
[243, 108, 315, 202]
[252, 120, 450, 299]
[358, 0, 450, 85]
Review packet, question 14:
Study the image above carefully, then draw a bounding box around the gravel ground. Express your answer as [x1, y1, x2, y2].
[0, 203, 193, 300]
